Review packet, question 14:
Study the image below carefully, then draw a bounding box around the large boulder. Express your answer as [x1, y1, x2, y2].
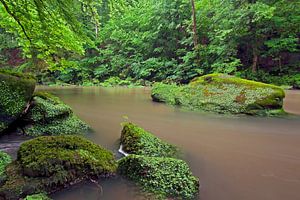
[0, 70, 36, 133]
[120, 122, 179, 158]
[23, 92, 89, 136]
[118, 155, 199, 199]
[152, 74, 286, 115]
[0, 136, 117, 199]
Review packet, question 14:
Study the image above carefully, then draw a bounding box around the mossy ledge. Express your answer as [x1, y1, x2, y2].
[0, 136, 117, 199]
[0, 70, 36, 133]
[23, 92, 90, 136]
[118, 155, 199, 199]
[151, 73, 286, 116]
[120, 122, 179, 158]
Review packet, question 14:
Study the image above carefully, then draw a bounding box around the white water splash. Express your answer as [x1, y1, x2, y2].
[118, 144, 129, 157]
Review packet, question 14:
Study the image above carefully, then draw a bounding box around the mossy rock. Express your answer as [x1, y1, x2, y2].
[120, 122, 179, 158]
[23, 92, 89, 136]
[0, 151, 12, 184]
[151, 83, 180, 104]
[151, 74, 286, 116]
[118, 155, 199, 199]
[0, 136, 117, 199]
[0, 70, 36, 133]
[24, 193, 51, 200]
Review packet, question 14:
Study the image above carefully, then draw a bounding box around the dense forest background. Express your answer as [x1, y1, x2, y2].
[0, 0, 299, 87]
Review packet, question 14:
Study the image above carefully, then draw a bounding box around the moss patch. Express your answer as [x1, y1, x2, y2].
[24, 193, 51, 200]
[0, 70, 36, 133]
[151, 73, 286, 116]
[0, 136, 117, 199]
[120, 122, 179, 158]
[0, 151, 12, 183]
[118, 155, 199, 199]
[23, 92, 89, 136]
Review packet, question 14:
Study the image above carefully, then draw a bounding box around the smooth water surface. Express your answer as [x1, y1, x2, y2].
[34, 87, 300, 200]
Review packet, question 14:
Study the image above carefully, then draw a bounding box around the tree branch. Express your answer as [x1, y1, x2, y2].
[0, 0, 31, 42]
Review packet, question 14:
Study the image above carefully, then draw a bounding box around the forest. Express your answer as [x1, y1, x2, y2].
[0, 0, 299, 87]
[0, 1, 300, 200]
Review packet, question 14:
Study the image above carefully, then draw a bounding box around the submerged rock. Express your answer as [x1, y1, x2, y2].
[0, 70, 36, 133]
[152, 73, 286, 115]
[23, 92, 90, 136]
[118, 155, 199, 199]
[0, 136, 117, 199]
[120, 122, 179, 158]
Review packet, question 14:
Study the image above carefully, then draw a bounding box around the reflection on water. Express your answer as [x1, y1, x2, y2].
[33, 87, 300, 200]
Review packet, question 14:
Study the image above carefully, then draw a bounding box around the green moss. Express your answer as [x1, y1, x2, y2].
[118, 155, 199, 199]
[0, 70, 36, 133]
[24, 92, 89, 136]
[152, 74, 286, 116]
[120, 122, 179, 158]
[24, 193, 51, 200]
[25, 115, 90, 136]
[151, 82, 180, 104]
[0, 136, 117, 199]
[0, 151, 12, 182]
[0, 69, 36, 81]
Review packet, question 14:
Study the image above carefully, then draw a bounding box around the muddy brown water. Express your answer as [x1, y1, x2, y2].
[3, 87, 300, 200]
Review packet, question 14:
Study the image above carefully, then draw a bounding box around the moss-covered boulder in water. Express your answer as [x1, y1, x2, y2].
[118, 155, 199, 199]
[0, 136, 117, 199]
[120, 122, 179, 157]
[0, 70, 36, 133]
[24, 92, 89, 136]
[151, 74, 286, 115]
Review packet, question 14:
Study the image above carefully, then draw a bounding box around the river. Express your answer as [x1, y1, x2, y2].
[4, 87, 300, 200]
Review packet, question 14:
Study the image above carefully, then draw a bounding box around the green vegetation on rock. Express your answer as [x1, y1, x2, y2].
[120, 122, 179, 157]
[0, 70, 36, 133]
[152, 74, 286, 116]
[118, 155, 199, 199]
[0, 151, 11, 182]
[24, 193, 51, 200]
[0, 136, 117, 199]
[24, 92, 89, 136]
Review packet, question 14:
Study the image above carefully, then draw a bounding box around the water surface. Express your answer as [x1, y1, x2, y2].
[27, 87, 300, 200]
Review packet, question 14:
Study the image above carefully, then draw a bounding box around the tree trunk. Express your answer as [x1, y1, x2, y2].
[191, 0, 198, 48]
[251, 47, 258, 73]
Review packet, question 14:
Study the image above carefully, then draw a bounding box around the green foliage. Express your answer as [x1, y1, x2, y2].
[0, 136, 117, 199]
[237, 69, 300, 89]
[0, 151, 11, 180]
[1, 0, 299, 85]
[24, 92, 90, 136]
[118, 155, 199, 199]
[24, 193, 51, 200]
[152, 74, 286, 116]
[120, 122, 179, 158]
